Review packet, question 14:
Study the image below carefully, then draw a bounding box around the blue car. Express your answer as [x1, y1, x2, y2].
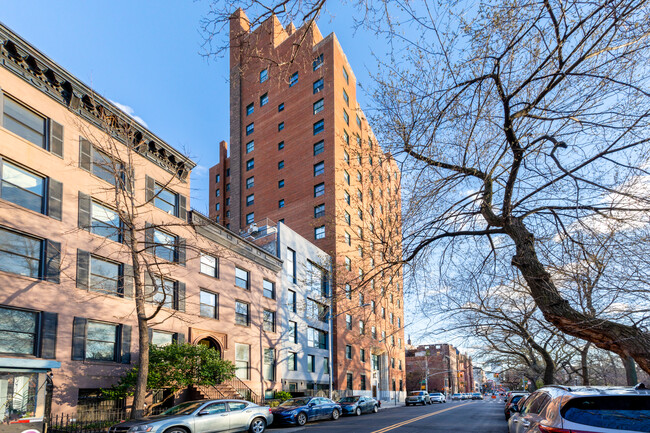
[271, 396, 341, 426]
[338, 396, 379, 416]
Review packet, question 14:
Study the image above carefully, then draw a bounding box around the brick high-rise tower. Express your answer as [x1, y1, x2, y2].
[209, 9, 405, 399]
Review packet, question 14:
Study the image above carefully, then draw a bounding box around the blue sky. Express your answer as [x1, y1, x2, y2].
[1, 0, 377, 215]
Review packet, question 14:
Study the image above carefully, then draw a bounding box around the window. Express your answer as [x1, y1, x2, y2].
[215, 174, 220, 183]
[246, 140, 254, 153]
[381, 307, 386, 318]
[313, 78, 324, 94]
[345, 314, 352, 330]
[146, 276, 177, 309]
[278, 179, 285, 189]
[307, 355, 315, 372]
[314, 161, 324, 176]
[343, 90, 349, 106]
[263, 310, 276, 332]
[314, 182, 325, 197]
[356, 135, 361, 147]
[346, 373, 353, 390]
[342, 67, 349, 84]
[324, 357, 330, 374]
[0, 306, 38, 355]
[344, 130, 349, 144]
[356, 115, 361, 127]
[371, 326, 377, 339]
[288, 290, 297, 313]
[390, 312, 394, 324]
[382, 331, 386, 340]
[88, 201, 121, 242]
[246, 194, 254, 206]
[151, 228, 177, 262]
[344, 211, 350, 225]
[345, 345, 353, 360]
[357, 189, 363, 201]
[344, 150, 350, 164]
[88, 256, 120, 295]
[260, 69, 268, 83]
[345, 256, 351, 271]
[152, 183, 178, 216]
[345, 284, 351, 299]
[287, 247, 296, 283]
[278, 199, 285, 209]
[0, 160, 48, 214]
[344, 191, 350, 204]
[235, 343, 250, 379]
[246, 103, 254, 115]
[263, 279, 275, 299]
[360, 348, 366, 362]
[245, 123, 254, 135]
[315, 225, 325, 239]
[246, 212, 254, 224]
[313, 53, 324, 70]
[289, 321, 298, 343]
[344, 232, 351, 245]
[314, 203, 325, 218]
[288, 352, 297, 370]
[246, 176, 254, 189]
[313, 119, 324, 135]
[358, 209, 363, 220]
[278, 160, 285, 169]
[307, 327, 327, 349]
[246, 159, 254, 170]
[3, 96, 48, 148]
[360, 375, 367, 390]
[263, 348, 275, 380]
[313, 140, 324, 155]
[357, 154, 362, 164]
[200, 290, 218, 319]
[313, 98, 324, 114]
[278, 122, 284, 131]
[235, 301, 250, 326]
[359, 292, 364, 306]
[216, 189, 221, 197]
[235, 267, 249, 290]
[260, 93, 268, 106]
[215, 203, 220, 212]
[289, 72, 299, 87]
[398, 317, 402, 328]
[398, 359, 402, 370]
[151, 330, 175, 347]
[278, 102, 284, 112]
[344, 170, 350, 185]
[278, 141, 284, 150]
[86, 321, 119, 361]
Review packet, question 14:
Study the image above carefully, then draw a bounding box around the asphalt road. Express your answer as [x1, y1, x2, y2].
[267, 399, 508, 433]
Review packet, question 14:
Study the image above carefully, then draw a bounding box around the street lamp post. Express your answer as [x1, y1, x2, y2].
[328, 303, 371, 399]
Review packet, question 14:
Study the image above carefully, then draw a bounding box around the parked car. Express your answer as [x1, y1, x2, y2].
[451, 393, 462, 401]
[471, 392, 483, 400]
[405, 391, 431, 406]
[270, 396, 341, 426]
[338, 396, 379, 415]
[108, 399, 273, 433]
[429, 392, 446, 403]
[507, 385, 650, 433]
[504, 392, 529, 421]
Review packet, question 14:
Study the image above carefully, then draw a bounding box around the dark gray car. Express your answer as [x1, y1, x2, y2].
[108, 400, 272, 433]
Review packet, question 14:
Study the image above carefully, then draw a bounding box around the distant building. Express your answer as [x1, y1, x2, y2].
[405, 344, 474, 394]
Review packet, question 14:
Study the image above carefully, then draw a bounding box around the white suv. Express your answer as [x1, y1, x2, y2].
[429, 392, 446, 403]
[508, 385, 650, 433]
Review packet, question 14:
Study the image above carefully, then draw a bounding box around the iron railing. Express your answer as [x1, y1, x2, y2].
[48, 407, 167, 433]
[222, 376, 262, 405]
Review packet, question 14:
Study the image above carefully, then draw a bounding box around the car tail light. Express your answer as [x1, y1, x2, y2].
[538, 426, 599, 433]
[269, 408, 272, 413]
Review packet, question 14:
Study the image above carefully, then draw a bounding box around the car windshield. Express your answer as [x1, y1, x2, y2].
[280, 398, 311, 407]
[561, 396, 650, 431]
[339, 397, 360, 403]
[161, 401, 205, 416]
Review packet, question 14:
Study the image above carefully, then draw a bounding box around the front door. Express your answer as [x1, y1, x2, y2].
[193, 402, 229, 433]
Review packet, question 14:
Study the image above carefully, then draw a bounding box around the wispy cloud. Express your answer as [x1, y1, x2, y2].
[193, 165, 209, 175]
[109, 99, 148, 128]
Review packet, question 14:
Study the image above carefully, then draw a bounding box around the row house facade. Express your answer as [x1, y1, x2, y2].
[404, 344, 475, 395]
[0, 23, 296, 419]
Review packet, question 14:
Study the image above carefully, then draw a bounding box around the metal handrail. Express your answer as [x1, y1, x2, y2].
[220, 376, 262, 405]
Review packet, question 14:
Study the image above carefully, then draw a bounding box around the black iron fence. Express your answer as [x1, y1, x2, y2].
[48, 406, 167, 433]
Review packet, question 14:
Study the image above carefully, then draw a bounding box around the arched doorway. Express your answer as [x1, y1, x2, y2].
[198, 337, 222, 358]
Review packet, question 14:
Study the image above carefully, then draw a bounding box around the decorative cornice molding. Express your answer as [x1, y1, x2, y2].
[0, 22, 196, 180]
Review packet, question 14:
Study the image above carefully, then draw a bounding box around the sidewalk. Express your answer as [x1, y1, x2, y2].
[377, 400, 404, 410]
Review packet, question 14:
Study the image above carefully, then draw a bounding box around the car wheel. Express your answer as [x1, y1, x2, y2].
[331, 409, 340, 420]
[249, 417, 266, 433]
[355, 407, 362, 416]
[296, 412, 307, 426]
[372, 405, 378, 413]
[405, 403, 410, 406]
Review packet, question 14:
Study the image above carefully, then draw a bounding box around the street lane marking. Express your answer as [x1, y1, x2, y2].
[371, 402, 474, 433]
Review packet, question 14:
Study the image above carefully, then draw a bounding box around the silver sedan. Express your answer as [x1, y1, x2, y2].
[109, 399, 273, 433]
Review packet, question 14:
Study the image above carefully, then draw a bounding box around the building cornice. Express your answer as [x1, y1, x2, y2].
[0, 22, 195, 180]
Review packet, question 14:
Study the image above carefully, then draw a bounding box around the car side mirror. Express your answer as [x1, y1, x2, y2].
[308, 402, 316, 407]
[197, 411, 209, 416]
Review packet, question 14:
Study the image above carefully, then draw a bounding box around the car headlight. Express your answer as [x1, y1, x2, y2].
[128, 425, 154, 432]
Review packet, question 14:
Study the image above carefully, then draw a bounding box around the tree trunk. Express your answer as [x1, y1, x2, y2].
[504, 217, 650, 375]
[621, 355, 638, 386]
[130, 235, 149, 419]
[581, 343, 591, 386]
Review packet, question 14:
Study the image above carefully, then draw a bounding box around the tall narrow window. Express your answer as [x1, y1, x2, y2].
[235, 267, 249, 290]
[289, 72, 299, 87]
[314, 161, 324, 176]
[246, 103, 254, 116]
[314, 203, 325, 218]
[313, 140, 324, 155]
[260, 93, 268, 106]
[286, 248, 296, 283]
[235, 343, 250, 379]
[1, 160, 45, 213]
[313, 79, 324, 94]
[315, 226, 325, 239]
[313, 120, 324, 135]
[263, 280, 275, 299]
[314, 183, 325, 197]
[200, 290, 218, 319]
[342, 67, 349, 84]
[260, 69, 268, 83]
[235, 301, 250, 326]
[245, 123, 254, 135]
[3, 97, 46, 148]
[313, 98, 324, 114]
[246, 140, 254, 153]
[313, 53, 324, 70]
[343, 90, 349, 106]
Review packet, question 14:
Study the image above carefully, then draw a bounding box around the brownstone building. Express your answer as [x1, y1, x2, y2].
[209, 10, 405, 400]
[405, 344, 474, 395]
[0, 22, 285, 418]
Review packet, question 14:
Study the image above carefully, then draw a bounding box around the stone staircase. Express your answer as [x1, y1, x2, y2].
[193, 383, 243, 400]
